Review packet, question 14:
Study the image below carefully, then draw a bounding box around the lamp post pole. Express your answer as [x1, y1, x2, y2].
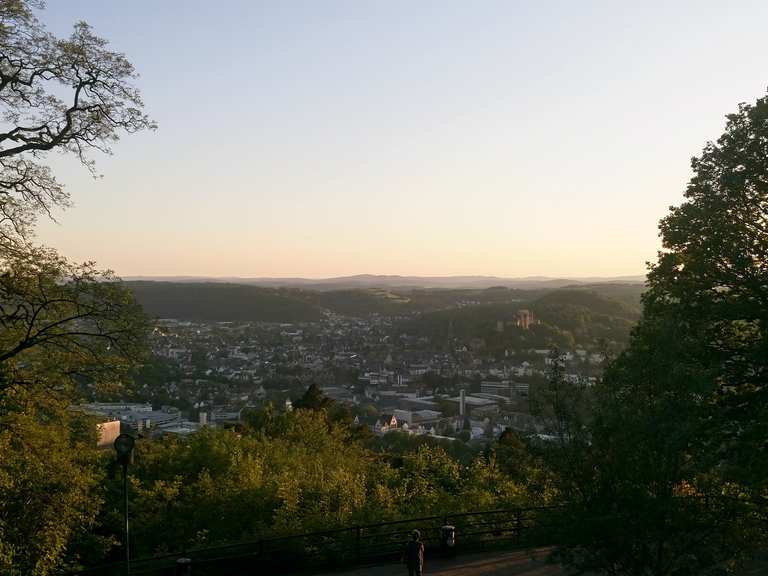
[123, 458, 129, 572]
[114, 433, 136, 576]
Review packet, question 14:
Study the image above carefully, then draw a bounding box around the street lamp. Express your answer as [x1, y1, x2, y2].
[114, 433, 135, 576]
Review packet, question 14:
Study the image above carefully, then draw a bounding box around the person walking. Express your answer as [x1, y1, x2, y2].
[403, 529, 425, 576]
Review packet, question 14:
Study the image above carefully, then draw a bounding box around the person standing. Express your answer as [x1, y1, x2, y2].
[403, 529, 425, 576]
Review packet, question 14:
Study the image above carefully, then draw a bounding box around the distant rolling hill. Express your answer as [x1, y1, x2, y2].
[125, 273, 646, 291]
[125, 281, 646, 326]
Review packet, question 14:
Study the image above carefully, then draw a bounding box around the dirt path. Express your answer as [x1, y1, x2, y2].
[312, 548, 563, 576]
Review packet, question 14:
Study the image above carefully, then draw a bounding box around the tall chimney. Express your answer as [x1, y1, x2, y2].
[459, 389, 466, 418]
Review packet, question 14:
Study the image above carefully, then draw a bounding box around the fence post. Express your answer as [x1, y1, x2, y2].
[516, 509, 522, 544]
[175, 558, 192, 576]
[355, 526, 361, 564]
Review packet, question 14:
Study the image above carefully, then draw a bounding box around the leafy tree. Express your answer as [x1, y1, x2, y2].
[642, 95, 768, 489]
[240, 402, 277, 432]
[462, 451, 529, 510]
[395, 444, 462, 515]
[0, 246, 147, 400]
[496, 429, 533, 478]
[0, 0, 154, 243]
[552, 92, 768, 576]
[293, 383, 334, 411]
[0, 389, 108, 575]
[0, 2, 154, 572]
[0, 0, 153, 398]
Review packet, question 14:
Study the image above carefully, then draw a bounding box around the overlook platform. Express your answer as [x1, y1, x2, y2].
[313, 548, 768, 576]
[314, 548, 562, 576]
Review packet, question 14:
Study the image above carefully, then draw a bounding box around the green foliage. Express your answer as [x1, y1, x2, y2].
[0, 391, 107, 575]
[643, 96, 768, 489]
[293, 383, 334, 411]
[84, 409, 550, 562]
[549, 92, 768, 576]
[126, 281, 645, 333]
[366, 428, 474, 463]
[532, 289, 638, 350]
[404, 289, 639, 352]
[0, 2, 154, 573]
[0, 246, 148, 400]
[554, 496, 761, 576]
[578, 283, 645, 314]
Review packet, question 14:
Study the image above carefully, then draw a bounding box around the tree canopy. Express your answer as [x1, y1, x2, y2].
[0, 0, 155, 243]
[0, 0, 153, 398]
[551, 92, 768, 576]
[0, 2, 154, 573]
[645, 96, 768, 488]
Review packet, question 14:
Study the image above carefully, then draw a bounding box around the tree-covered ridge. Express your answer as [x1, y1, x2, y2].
[126, 280, 644, 349]
[125, 281, 541, 320]
[401, 288, 640, 351]
[126, 282, 325, 322]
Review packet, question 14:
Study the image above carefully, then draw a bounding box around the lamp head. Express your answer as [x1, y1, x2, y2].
[114, 433, 135, 464]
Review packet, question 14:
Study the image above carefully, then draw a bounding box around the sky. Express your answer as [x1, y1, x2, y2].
[34, 1, 768, 278]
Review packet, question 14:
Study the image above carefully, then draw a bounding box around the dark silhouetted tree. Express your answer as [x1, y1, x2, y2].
[293, 383, 334, 411]
[553, 91, 768, 576]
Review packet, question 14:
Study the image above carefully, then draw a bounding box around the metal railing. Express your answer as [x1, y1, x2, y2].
[72, 505, 563, 576]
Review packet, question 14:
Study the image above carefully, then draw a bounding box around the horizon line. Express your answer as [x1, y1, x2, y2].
[122, 273, 647, 282]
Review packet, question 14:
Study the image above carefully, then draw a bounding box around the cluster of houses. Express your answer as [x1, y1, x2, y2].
[86, 313, 607, 445]
[325, 383, 544, 441]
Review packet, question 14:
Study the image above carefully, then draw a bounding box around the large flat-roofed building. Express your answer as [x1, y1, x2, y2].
[393, 409, 443, 426]
[447, 394, 498, 415]
[399, 396, 439, 410]
[480, 381, 530, 397]
[72, 402, 182, 431]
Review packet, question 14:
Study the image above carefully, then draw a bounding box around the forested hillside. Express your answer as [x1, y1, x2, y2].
[401, 288, 641, 350]
[126, 282, 324, 322]
[127, 281, 644, 334]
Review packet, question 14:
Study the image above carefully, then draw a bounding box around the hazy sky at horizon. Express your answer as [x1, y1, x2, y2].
[34, 1, 768, 278]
